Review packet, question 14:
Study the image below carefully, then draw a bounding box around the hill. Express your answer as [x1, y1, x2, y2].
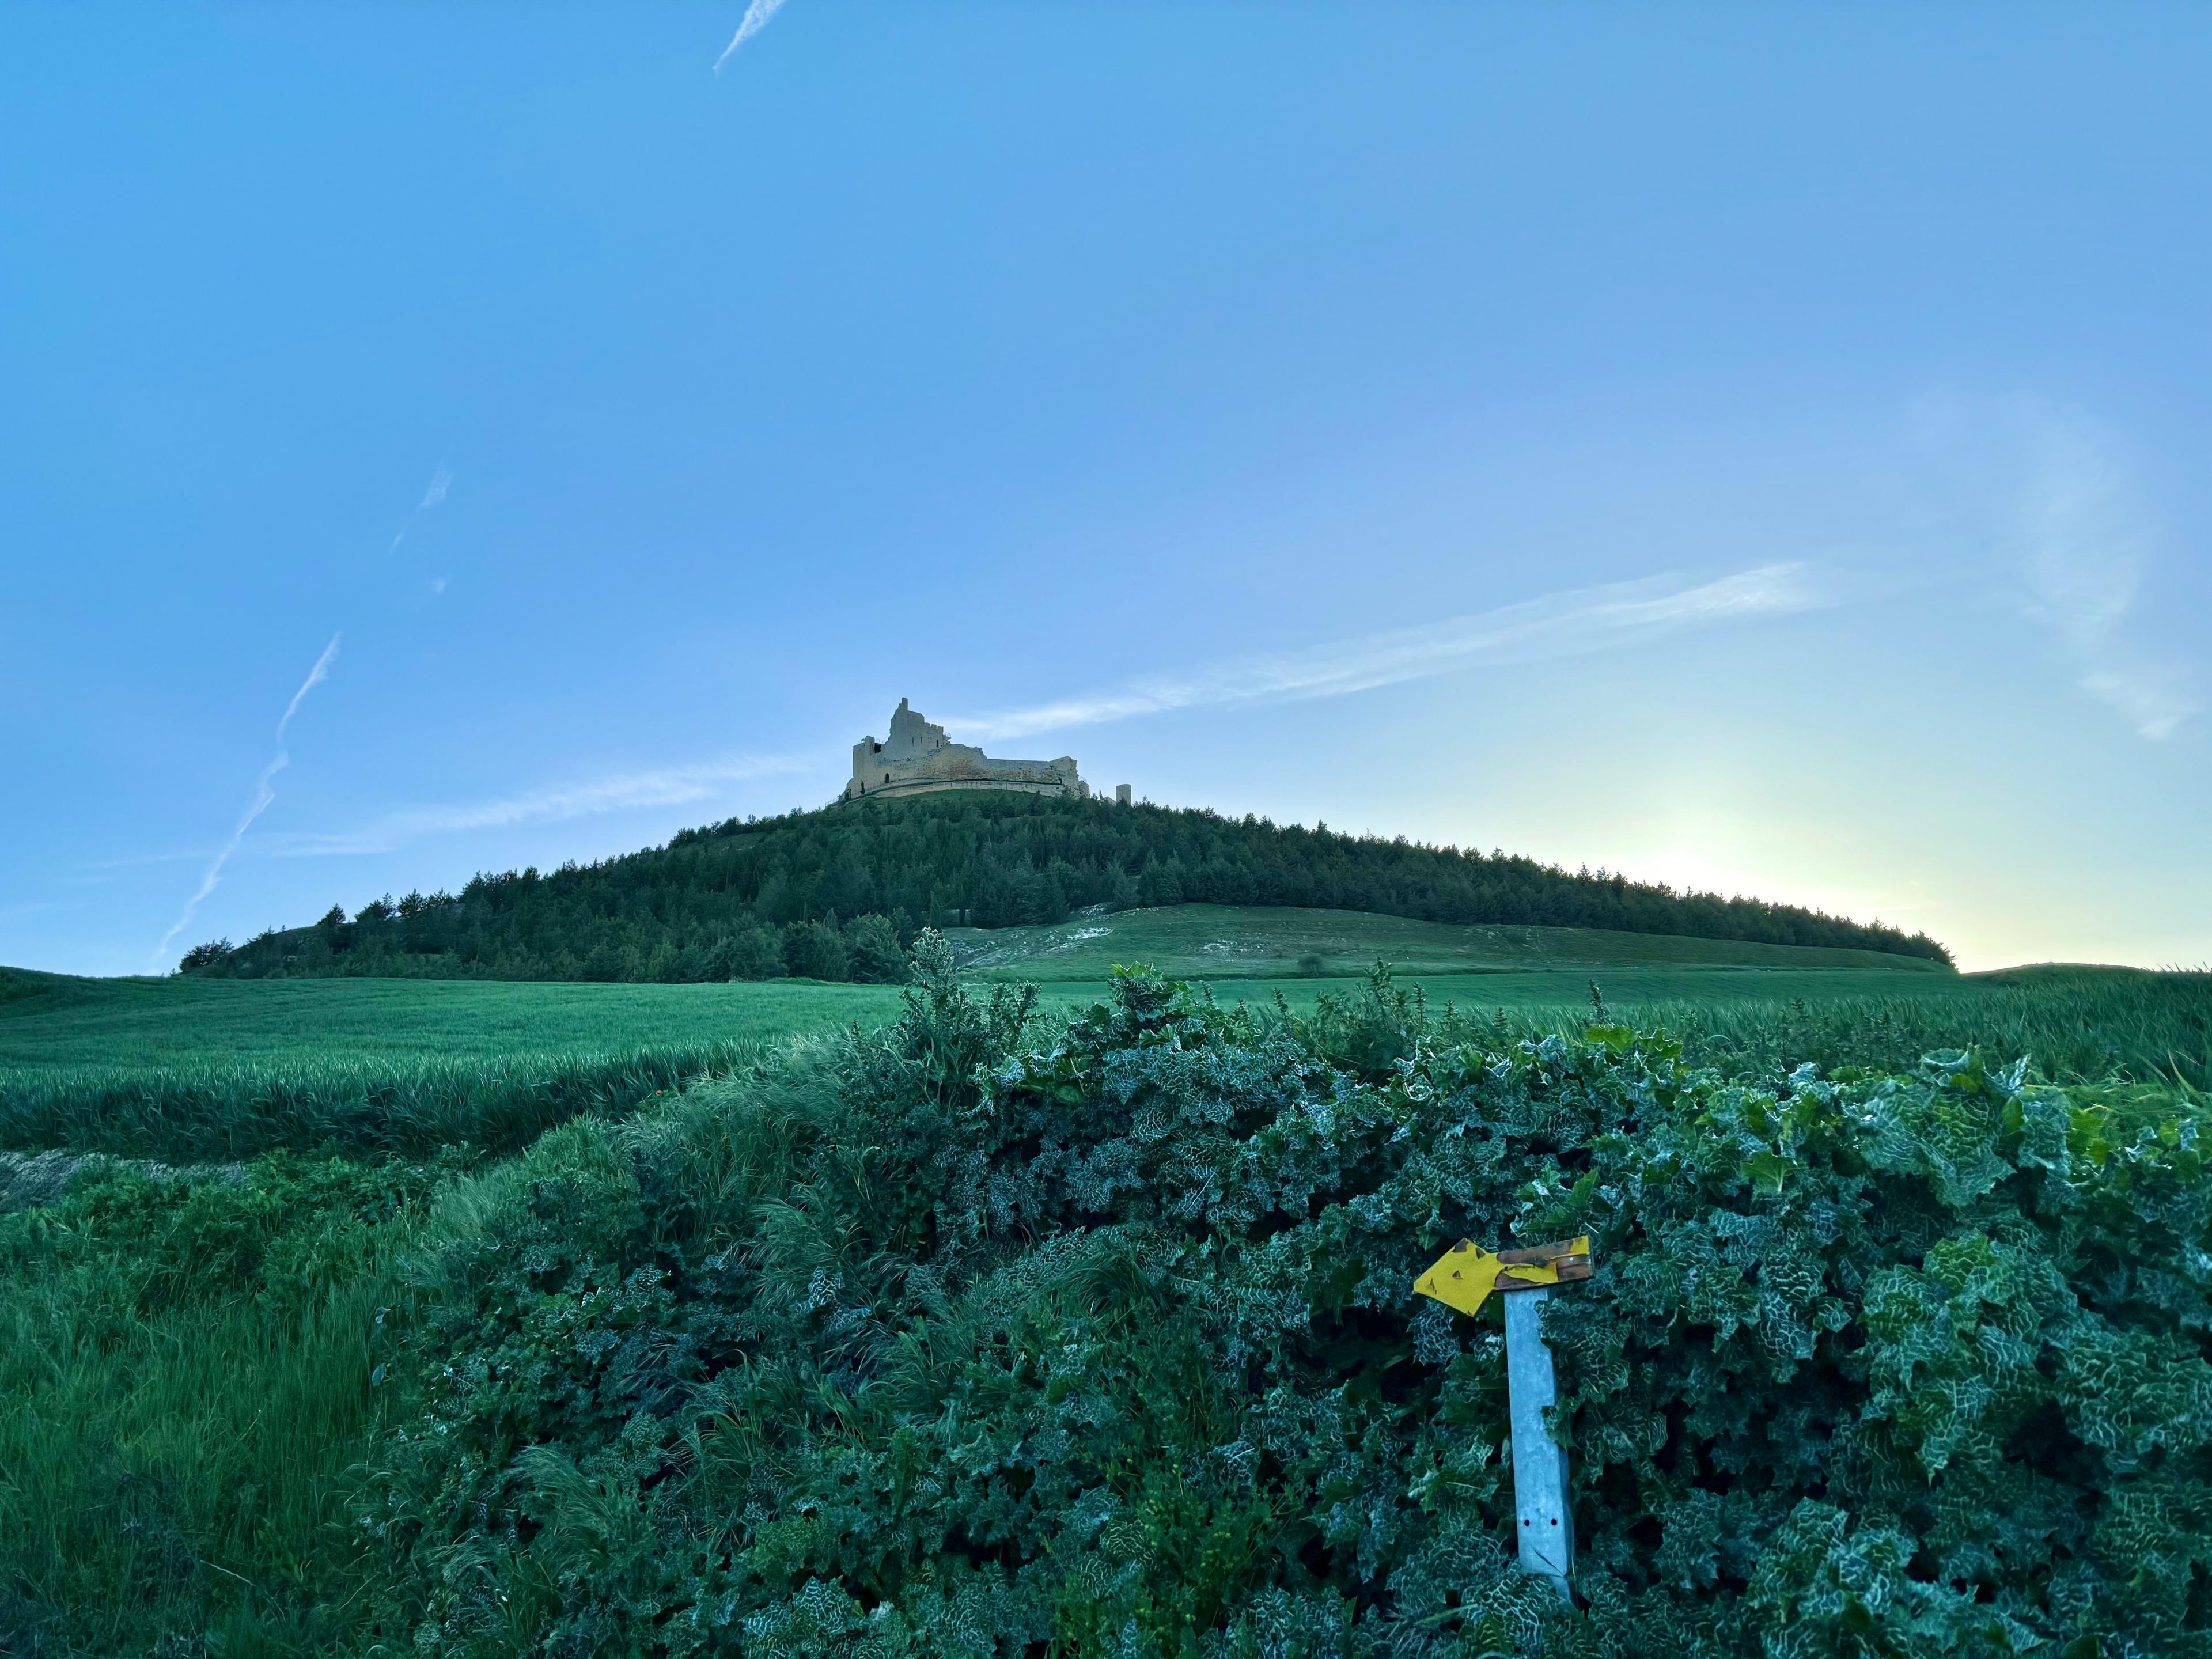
[178, 793, 1949, 982]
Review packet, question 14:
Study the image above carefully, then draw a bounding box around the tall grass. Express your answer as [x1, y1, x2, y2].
[0, 1157, 429, 1654]
[0, 1039, 770, 1163]
[0, 1271, 399, 1653]
[1486, 967, 2211, 1091]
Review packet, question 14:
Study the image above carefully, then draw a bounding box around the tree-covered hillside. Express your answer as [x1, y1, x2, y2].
[187, 793, 1949, 982]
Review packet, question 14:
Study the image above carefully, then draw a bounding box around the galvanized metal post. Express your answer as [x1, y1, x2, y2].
[1503, 1287, 1574, 1601]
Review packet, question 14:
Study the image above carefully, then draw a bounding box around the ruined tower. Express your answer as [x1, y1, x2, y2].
[843, 699, 1091, 803]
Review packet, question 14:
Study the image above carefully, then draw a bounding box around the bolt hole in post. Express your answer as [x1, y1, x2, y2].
[1414, 1235, 1591, 1606]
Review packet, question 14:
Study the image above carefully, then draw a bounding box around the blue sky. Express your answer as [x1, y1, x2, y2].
[3, 3, 2207, 976]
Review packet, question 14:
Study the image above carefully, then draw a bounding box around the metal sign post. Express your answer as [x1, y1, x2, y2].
[1414, 1236, 1593, 1603]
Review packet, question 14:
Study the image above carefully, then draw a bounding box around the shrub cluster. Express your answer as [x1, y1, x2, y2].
[349, 945, 2210, 1656]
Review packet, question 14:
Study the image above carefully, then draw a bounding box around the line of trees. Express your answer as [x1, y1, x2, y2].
[183, 792, 1952, 982]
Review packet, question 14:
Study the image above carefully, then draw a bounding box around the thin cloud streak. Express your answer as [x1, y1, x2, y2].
[1911, 391, 2203, 741]
[1, 898, 89, 922]
[276, 638, 338, 737]
[388, 463, 454, 557]
[956, 563, 1835, 744]
[272, 753, 811, 858]
[151, 634, 340, 965]
[714, 0, 790, 71]
[2081, 666, 2199, 744]
[74, 848, 221, 871]
[2003, 405, 2202, 740]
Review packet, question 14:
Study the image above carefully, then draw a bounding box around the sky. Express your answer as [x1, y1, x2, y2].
[2, 3, 2207, 978]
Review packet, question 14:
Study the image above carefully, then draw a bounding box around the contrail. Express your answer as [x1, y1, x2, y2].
[714, 0, 790, 71]
[953, 563, 1836, 743]
[387, 464, 454, 556]
[152, 634, 341, 967]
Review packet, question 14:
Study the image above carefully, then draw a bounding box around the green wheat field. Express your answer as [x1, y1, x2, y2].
[1, 908, 2196, 1166]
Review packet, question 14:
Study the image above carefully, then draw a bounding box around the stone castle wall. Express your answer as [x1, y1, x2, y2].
[843, 699, 1105, 804]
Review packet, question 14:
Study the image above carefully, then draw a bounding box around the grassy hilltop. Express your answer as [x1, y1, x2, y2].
[171, 793, 1949, 984]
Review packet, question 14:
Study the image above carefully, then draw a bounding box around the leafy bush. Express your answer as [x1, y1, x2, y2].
[782, 919, 850, 982]
[177, 938, 232, 974]
[725, 925, 789, 981]
[846, 914, 908, 984]
[347, 940, 2212, 1656]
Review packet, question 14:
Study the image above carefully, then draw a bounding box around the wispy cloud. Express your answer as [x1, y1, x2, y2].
[270, 753, 810, 858]
[151, 634, 341, 965]
[388, 463, 455, 558]
[73, 849, 217, 872]
[714, 0, 790, 71]
[2020, 422, 2199, 739]
[953, 563, 1836, 744]
[1922, 397, 2205, 741]
[0, 897, 88, 923]
[2080, 666, 2199, 743]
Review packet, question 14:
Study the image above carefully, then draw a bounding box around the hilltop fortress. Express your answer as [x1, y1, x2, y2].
[844, 699, 1129, 805]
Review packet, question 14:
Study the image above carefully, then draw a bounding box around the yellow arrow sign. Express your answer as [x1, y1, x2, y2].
[1414, 1236, 1593, 1317]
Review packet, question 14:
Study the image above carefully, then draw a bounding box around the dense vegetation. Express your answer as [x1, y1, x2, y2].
[180, 794, 1949, 982]
[3, 953, 2208, 1656]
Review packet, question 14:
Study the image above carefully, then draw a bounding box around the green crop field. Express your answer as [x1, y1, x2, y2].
[7, 908, 2198, 1169]
[2, 911, 2199, 1172]
[0, 906, 1941, 1076]
[0, 909, 1963, 1164]
[0, 967, 910, 1071]
[0, 969, 911, 1162]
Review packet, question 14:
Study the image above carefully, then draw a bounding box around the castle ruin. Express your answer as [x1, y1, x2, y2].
[844, 699, 1124, 804]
